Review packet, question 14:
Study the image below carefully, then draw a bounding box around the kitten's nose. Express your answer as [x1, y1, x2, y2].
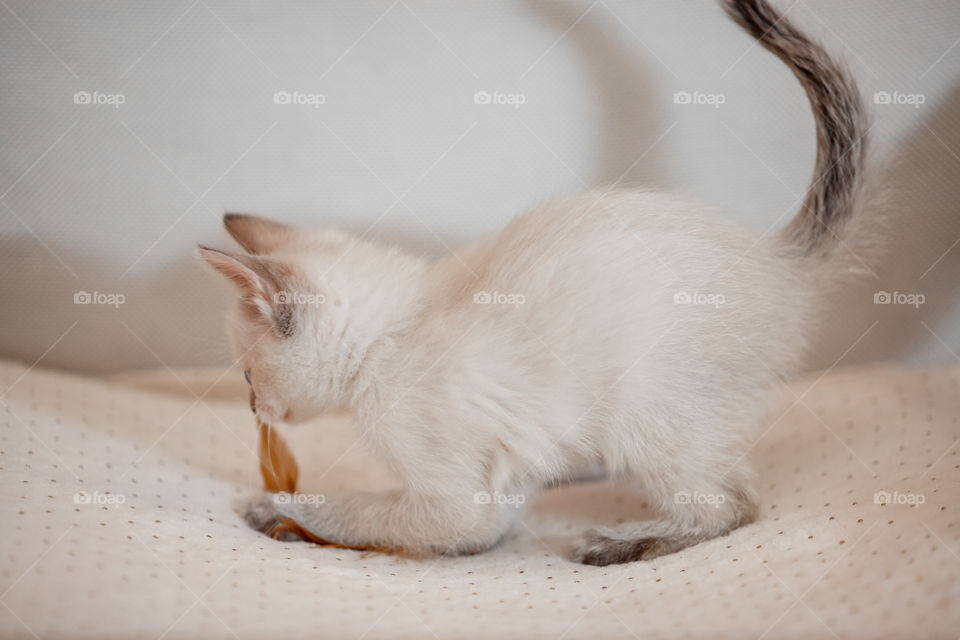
[248, 389, 256, 414]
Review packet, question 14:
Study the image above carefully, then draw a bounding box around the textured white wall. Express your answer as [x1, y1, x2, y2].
[1, 0, 958, 372]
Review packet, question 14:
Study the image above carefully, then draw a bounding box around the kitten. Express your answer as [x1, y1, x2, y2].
[199, 0, 873, 565]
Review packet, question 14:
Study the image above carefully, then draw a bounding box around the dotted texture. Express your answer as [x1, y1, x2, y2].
[0, 360, 958, 639]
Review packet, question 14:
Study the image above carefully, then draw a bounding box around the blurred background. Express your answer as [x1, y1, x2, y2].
[1, 0, 958, 373]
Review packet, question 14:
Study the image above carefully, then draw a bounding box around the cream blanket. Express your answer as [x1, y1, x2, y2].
[0, 360, 957, 639]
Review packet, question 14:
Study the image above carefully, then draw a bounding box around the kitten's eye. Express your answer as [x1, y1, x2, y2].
[244, 369, 252, 385]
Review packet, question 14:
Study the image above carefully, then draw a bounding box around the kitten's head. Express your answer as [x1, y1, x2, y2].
[198, 214, 385, 425]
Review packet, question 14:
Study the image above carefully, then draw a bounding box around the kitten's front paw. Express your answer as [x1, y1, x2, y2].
[239, 494, 300, 541]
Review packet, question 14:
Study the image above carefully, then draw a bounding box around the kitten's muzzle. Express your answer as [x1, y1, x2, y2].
[249, 389, 292, 424]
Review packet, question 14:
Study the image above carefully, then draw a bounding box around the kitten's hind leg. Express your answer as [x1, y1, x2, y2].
[572, 477, 757, 565]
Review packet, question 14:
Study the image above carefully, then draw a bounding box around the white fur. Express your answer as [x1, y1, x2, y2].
[203, 187, 834, 561]
[201, 0, 879, 563]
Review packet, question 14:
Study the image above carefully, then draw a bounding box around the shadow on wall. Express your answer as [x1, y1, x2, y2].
[0, 235, 235, 372]
[804, 81, 960, 370]
[521, 0, 665, 189]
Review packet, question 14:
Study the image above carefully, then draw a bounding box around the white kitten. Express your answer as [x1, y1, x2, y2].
[199, 0, 874, 564]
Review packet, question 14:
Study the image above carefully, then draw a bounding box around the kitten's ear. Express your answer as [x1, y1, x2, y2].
[223, 213, 294, 255]
[197, 246, 282, 322]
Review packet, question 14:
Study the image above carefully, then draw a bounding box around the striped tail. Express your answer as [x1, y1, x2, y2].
[722, 0, 868, 254]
